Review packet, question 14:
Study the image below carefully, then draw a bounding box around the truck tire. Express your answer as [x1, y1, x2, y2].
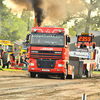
[71, 66, 77, 79]
[30, 72, 36, 78]
[38, 74, 43, 78]
[38, 74, 48, 78]
[61, 74, 66, 80]
[0, 60, 1, 66]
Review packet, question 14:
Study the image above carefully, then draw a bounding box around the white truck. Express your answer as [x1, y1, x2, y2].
[95, 47, 100, 71]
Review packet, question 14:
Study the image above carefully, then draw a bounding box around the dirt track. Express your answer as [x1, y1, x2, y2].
[0, 71, 100, 100]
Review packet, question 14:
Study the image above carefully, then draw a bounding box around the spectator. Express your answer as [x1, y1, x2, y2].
[80, 42, 87, 49]
[0, 45, 4, 58]
[25, 53, 29, 63]
[10, 51, 15, 61]
[22, 53, 28, 67]
[2, 51, 10, 69]
[15, 53, 20, 65]
[20, 53, 23, 63]
[59, 39, 63, 45]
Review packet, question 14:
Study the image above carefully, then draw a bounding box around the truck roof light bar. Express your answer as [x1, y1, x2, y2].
[33, 28, 37, 33]
[58, 29, 62, 33]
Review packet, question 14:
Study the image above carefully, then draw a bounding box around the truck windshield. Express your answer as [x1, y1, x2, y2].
[22, 43, 27, 49]
[8, 45, 13, 52]
[31, 34, 64, 47]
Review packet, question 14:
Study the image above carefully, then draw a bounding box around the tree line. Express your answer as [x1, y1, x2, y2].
[0, 0, 100, 41]
[0, 0, 34, 42]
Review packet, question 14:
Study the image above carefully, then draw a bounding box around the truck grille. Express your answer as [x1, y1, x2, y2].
[37, 59, 56, 69]
[31, 50, 62, 59]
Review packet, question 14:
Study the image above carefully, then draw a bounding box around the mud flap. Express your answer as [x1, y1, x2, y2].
[69, 57, 83, 79]
[72, 66, 75, 79]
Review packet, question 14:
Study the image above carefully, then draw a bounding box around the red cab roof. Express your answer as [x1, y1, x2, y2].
[31, 27, 65, 33]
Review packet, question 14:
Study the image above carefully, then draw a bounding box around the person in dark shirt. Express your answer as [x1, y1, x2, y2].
[0, 46, 3, 58]
[80, 42, 87, 49]
[20, 53, 23, 63]
[22, 53, 28, 67]
[10, 51, 15, 61]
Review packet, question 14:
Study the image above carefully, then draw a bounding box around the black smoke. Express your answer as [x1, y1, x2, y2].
[31, 0, 45, 26]
[10, 0, 45, 26]
[9, 0, 85, 26]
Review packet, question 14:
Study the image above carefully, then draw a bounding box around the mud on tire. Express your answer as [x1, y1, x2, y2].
[30, 72, 36, 78]
[61, 74, 66, 80]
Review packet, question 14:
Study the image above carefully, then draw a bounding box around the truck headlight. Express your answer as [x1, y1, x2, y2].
[58, 64, 64, 67]
[29, 63, 34, 66]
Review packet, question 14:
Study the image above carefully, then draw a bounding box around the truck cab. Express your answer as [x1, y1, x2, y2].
[0, 40, 14, 55]
[27, 27, 70, 79]
[20, 41, 28, 55]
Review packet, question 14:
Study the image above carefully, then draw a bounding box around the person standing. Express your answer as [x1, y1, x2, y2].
[0, 45, 3, 58]
[2, 51, 10, 69]
[15, 53, 20, 66]
[22, 53, 28, 67]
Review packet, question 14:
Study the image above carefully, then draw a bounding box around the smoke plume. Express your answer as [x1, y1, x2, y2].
[9, 0, 85, 26]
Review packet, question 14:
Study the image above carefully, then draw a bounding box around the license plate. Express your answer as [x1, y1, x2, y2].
[41, 69, 50, 71]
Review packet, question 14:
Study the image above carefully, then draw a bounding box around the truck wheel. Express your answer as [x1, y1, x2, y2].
[0, 60, 1, 66]
[61, 74, 66, 80]
[38, 74, 48, 78]
[38, 74, 42, 78]
[30, 72, 36, 78]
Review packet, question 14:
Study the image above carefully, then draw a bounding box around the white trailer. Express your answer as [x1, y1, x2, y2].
[95, 47, 100, 71]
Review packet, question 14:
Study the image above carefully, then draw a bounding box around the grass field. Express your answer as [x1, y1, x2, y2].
[93, 71, 100, 74]
[0, 66, 23, 71]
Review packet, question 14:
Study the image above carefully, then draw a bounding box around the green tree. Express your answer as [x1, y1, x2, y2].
[0, 1, 34, 42]
[61, 0, 100, 35]
[21, 9, 35, 32]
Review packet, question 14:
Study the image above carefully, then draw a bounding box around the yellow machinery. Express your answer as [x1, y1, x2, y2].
[0, 40, 14, 55]
[19, 41, 27, 55]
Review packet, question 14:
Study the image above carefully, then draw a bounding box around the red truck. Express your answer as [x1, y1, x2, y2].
[26, 14, 97, 79]
[26, 28, 97, 79]
[26, 27, 71, 79]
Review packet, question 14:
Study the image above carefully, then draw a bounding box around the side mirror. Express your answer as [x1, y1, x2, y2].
[66, 36, 70, 45]
[67, 37, 70, 43]
[19, 46, 21, 50]
[26, 34, 30, 43]
[93, 44, 95, 49]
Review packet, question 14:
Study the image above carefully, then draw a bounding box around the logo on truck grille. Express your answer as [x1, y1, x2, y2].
[40, 48, 53, 50]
